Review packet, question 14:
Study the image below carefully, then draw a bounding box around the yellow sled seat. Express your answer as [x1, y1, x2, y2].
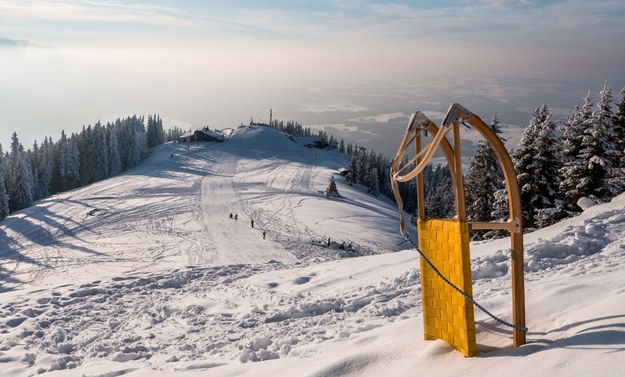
[417, 218, 476, 357]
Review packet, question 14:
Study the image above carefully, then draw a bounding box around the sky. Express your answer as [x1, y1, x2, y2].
[1, 0, 624, 152]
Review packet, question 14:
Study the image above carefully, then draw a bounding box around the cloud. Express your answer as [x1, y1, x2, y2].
[298, 97, 369, 113]
[0, 1, 196, 26]
[349, 113, 409, 124]
[308, 123, 378, 137]
[0, 37, 38, 48]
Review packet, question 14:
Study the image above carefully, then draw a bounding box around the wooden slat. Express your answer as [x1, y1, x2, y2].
[469, 220, 519, 231]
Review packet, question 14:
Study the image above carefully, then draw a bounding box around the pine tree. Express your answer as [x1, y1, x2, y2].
[575, 83, 620, 200]
[90, 122, 109, 182]
[512, 106, 563, 228]
[465, 114, 505, 237]
[7, 133, 34, 212]
[377, 153, 391, 197]
[614, 87, 625, 170]
[511, 109, 541, 227]
[166, 126, 185, 142]
[597, 83, 625, 196]
[355, 148, 368, 186]
[30, 141, 42, 201]
[491, 187, 509, 223]
[78, 125, 93, 185]
[596, 83, 620, 171]
[345, 145, 361, 185]
[345, 154, 358, 185]
[56, 127, 79, 191]
[325, 175, 341, 198]
[559, 92, 593, 204]
[423, 165, 454, 218]
[0, 143, 10, 220]
[65, 134, 81, 189]
[107, 124, 122, 176]
[146, 114, 165, 148]
[124, 115, 149, 168]
[56, 130, 79, 191]
[532, 106, 567, 227]
[368, 167, 380, 196]
[365, 151, 380, 195]
[38, 137, 55, 198]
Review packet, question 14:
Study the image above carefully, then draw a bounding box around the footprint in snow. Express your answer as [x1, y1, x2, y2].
[293, 276, 311, 285]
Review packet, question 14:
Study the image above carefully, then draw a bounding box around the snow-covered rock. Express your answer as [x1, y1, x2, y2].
[577, 196, 597, 210]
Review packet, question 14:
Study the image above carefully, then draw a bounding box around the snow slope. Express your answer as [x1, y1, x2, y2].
[1, 125, 624, 376]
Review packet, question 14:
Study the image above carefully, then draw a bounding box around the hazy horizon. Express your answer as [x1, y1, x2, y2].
[1, 0, 624, 156]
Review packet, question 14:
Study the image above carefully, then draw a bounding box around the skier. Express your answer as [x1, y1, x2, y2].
[230, 213, 233, 219]
[263, 231, 266, 239]
[251, 219, 254, 228]
[235, 214, 238, 220]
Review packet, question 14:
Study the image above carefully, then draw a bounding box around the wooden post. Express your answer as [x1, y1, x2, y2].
[452, 121, 467, 222]
[463, 111, 526, 347]
[416, 130, 425, 220]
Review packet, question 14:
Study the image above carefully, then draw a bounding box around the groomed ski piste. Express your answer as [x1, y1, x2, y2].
[1, 125, 624, 376]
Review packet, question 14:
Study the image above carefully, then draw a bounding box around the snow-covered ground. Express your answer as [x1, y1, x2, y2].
[1, 125, 624, 376]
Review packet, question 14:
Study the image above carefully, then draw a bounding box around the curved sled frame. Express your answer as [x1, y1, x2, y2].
[390, 103, 526, 348]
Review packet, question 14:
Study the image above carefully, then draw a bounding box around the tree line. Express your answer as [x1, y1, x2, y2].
[466, 81, 625, 237]
[0, 115, 172, 220]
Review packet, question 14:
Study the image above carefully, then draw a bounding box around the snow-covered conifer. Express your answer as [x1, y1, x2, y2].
[65, 134, 81, 189]
[0, 143, 9, 219]
[574, 83, 621, 200]
[595, 83, 619, 168]
[345, 154, 358, 185]
[8, 133, 34, 212]
[512, 106, 564, 228]
[78, 125, 93, 185]
[376, 153, 391, 197]
[38, 137, 55, 198]
[560, 93, 594, 205]
[465, 114, 505, 237]
[107, 124, 122, 176]
[614, 87, 625, 171]
[423, 165, 454, 218]
[365, 152, 379, 195]
[30, 141, 42, 201]
[128, 128, 144, 169]
[356, 148, 368, 186]
[368, 167, 380, 196]
[90, 122, 109, 182]
[55, 130, 80, 191]
[324, 175, 341, 199]
[146, 114, 165, 148]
